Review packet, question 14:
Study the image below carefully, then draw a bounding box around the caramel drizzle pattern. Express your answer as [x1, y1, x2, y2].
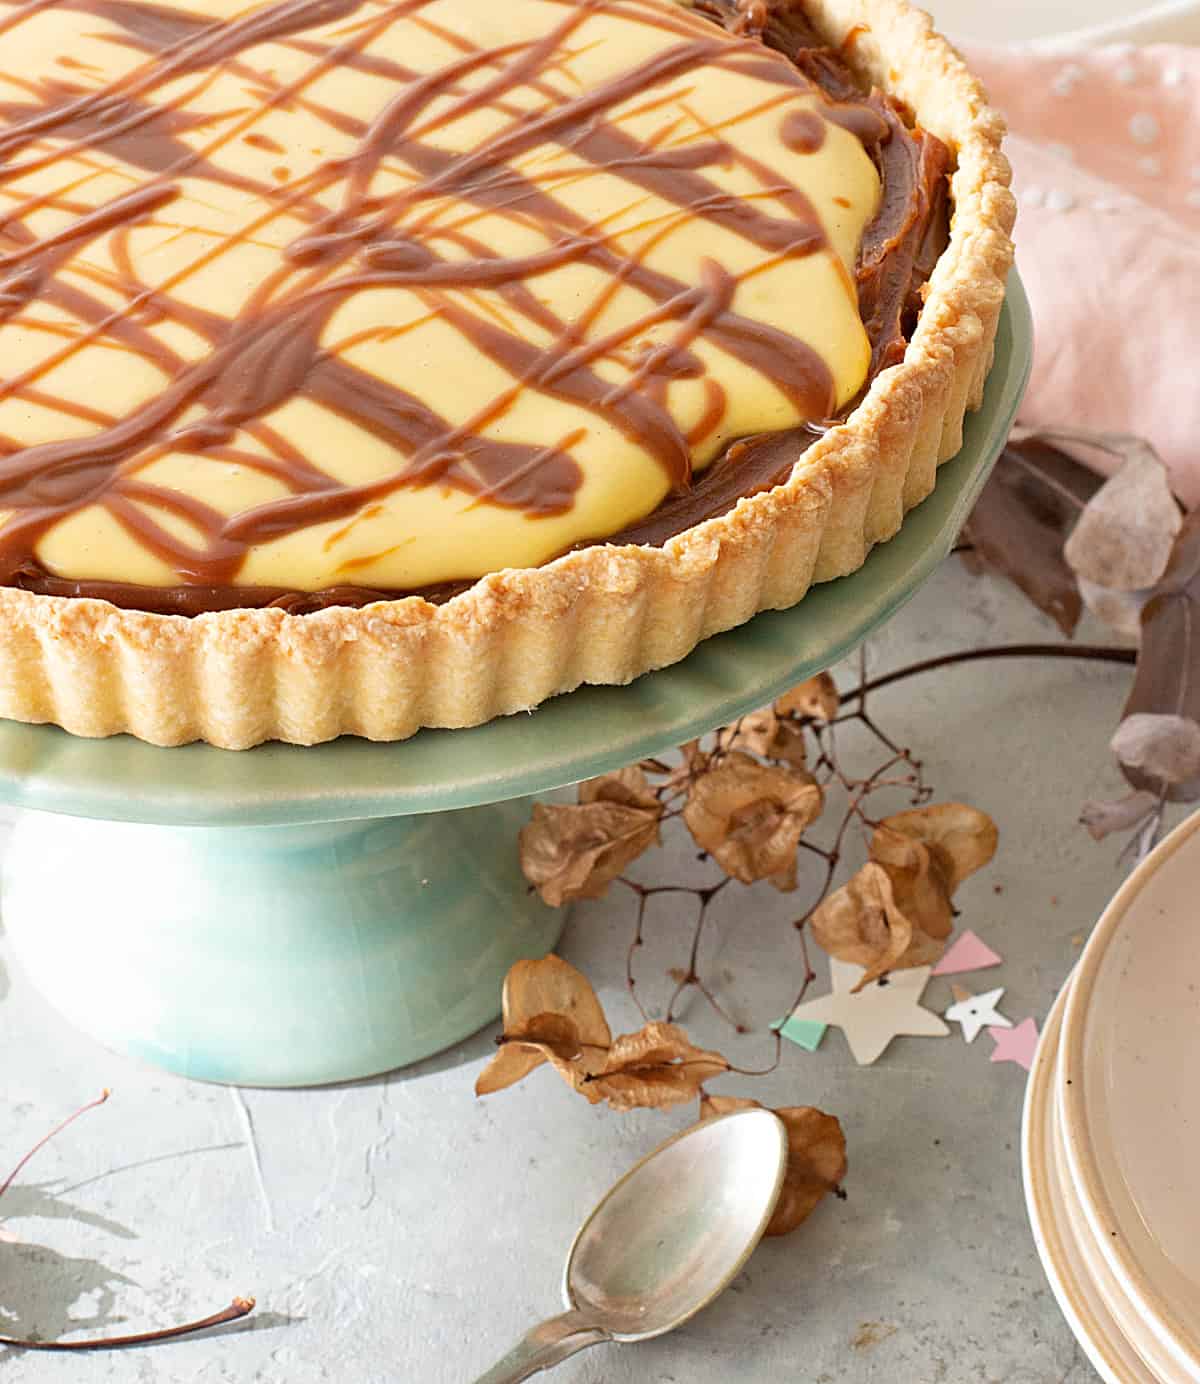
[0, 0, 846, 588]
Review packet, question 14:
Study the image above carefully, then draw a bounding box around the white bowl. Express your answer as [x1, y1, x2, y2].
[1058, 811, 1200, 1379]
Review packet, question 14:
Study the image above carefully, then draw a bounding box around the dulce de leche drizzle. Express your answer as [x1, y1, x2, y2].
[0, 0, 948, 611]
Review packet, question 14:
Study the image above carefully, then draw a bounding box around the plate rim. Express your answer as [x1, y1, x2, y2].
[1023, 976, 1164, 1384]
[1058, 809, 1200, 1373]
[1050, 1058, 1191, 1383]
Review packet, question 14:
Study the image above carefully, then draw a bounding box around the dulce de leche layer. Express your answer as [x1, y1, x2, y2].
[0, 0, 948, 612]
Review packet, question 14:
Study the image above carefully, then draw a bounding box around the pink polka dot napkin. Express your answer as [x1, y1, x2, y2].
[962, 43, 1200, 504]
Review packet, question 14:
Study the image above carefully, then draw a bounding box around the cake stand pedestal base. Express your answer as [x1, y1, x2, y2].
[2, 799, 563, 1087]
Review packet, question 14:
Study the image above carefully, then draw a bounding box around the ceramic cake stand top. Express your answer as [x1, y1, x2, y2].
[0, 280, 1029, 830]
[0, 278, 1030, 1086]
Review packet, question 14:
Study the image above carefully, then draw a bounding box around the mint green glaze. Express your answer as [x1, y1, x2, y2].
[2, 799, 563, 1085]
[0, 276, 1030, 1086]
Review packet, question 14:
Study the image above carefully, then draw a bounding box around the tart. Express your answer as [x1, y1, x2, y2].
[0, 0, 1013, 748]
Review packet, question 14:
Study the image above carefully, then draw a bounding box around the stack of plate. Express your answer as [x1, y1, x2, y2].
[1023, 811, 1200, 1383]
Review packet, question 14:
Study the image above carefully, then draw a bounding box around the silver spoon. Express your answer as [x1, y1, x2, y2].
[473, 1107, 788, 1382]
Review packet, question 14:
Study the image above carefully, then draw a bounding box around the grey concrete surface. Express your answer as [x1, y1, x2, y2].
[0, 560, 1176, 1383]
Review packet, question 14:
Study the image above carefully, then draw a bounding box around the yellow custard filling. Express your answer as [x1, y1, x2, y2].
[0, 0, 879, 593]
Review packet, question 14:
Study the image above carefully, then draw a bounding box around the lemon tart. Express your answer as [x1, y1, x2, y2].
[0, 0, 1013, 745]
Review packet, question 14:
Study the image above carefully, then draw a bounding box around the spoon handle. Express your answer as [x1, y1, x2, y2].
[472, 1309, 612, 1383]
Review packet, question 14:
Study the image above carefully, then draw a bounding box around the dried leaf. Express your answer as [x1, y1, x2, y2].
[868, 827, 953, 940]
[585, 1022, 729, 1110]
[776, 672, 840, 722]
[810, 805, 995, 985]
[519, 798, 661, 906]
[500, 955, 611, 1044]
[475, 956, 612, 1096]
[1110, 714, 1200, 788]
[810, 861, 940, 989]
[876, 803, 999, 894]
[477, 1019, 594, 1099]
[655, 738, 710, 795]
[699, 1096, 847, 1236]
[1074, 577, 1150, 641]
[679, 738, 708, 772]
[578, 765, 661, 813]
[767, 1106, 847, 1235]
[810, 862, 909, 983]
[1063, 440, 1181, 592]
[1079, 790, 1162, 842]
[683, 752, 824, 890]
[474, 1040, 554, 1096]
[1124, 508, 1200, 802]
[961, 436, 1100, 636]
[716, 708, 808, 768]
[694, 754, 823, 879]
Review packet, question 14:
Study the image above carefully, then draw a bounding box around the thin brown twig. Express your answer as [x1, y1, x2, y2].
[0, 1298, 256, 1352]
[1, 1096, 256, 1354]
[666, 878, 733, 1025]
[780, 924, 820, 1029]
[623, 883, 652, 1021]
[724, 1052, 783, 1077]
[841, 643, 1136, 707]
[691, 975, 744, 1032]
[0, 1091, 110, 1203]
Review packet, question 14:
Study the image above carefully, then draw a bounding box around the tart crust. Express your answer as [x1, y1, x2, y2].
[0, 0, 1014, 750]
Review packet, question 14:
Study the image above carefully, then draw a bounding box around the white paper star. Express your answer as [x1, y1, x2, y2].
[786, 960, 948, 1065]
[944, 985, 1012, 1044]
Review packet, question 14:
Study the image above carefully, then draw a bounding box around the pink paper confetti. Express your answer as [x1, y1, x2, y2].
[989, 1018, 1040, 1072]
[932, 930, 1003, 976]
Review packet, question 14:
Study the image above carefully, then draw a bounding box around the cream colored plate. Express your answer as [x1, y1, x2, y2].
[1051, 1073, 1187, 1382]
[1023, 978, 1165, 1384]
[1059, 812, 1200, 1380]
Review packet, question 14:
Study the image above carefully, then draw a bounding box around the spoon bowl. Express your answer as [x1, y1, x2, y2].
[474, 1108, 788, 1382]
[566, 1107, 789, 1338]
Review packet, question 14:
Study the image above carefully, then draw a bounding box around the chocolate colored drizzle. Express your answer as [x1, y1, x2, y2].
[0, 0, 949, 612]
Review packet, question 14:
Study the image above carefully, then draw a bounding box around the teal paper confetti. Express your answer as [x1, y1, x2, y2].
[776, 1015, 827, 1052]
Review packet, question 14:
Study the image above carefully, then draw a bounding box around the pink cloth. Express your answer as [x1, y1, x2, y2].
[962, 43, 1200, 505]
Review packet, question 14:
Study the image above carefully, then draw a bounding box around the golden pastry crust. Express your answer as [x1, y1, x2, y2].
[0, 0, 1014, 749]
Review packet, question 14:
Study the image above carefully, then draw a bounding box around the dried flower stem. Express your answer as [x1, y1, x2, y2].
[1, 1096, 257, 1354]
[620, 878, 739, 1027]
[1117, 784, 1169, 865]
[616, 648, 944, 1031]
[664, 879, 738, 1027]
[0, 1298, 256, 1352]
[841, 643, 1136, 707]
[0, 1090, 110, 1203]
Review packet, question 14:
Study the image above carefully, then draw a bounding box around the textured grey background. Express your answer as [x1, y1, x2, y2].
[0, 558, 1174, 1383]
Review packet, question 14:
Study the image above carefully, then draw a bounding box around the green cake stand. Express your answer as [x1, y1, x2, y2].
[0, 277, 1031, 1088]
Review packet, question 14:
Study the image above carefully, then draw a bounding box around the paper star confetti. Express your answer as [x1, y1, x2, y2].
[775, 1015, 827, 1053]
[785, 960, 949, 1065]
[932, 930, 1003, 976]
[944, 985, 1012, 1043]
[989, 1018, 1040, 1072]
